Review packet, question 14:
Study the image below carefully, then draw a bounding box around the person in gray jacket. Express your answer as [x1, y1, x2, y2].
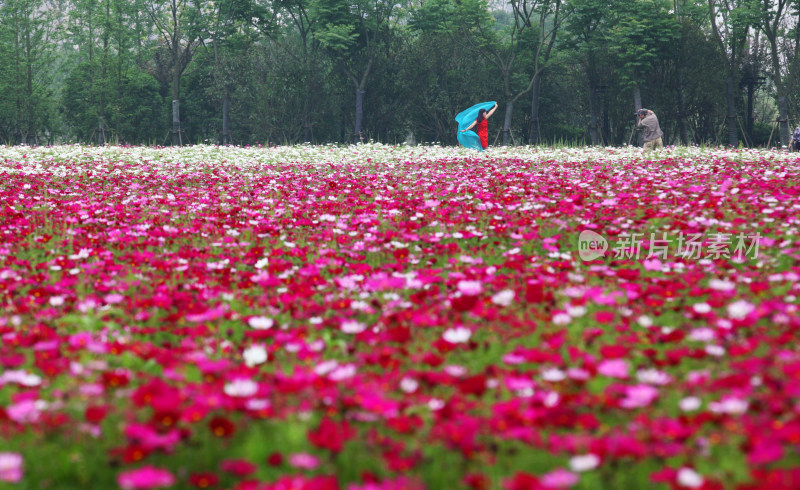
[636, 109, 663, 150]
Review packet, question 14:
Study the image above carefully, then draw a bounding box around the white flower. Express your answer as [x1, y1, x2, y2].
[340, 320, 366, 334]
[248, 316, 274, 330]
[679, 397, 701, 412]
[543, 391, 559, 407]
[442, 326, 471, 343]
[428, 398, 445, 411]
[49, 296, 65, 307]
[242, 345, 268, 367]
[400, 377, 419, 393]
[541, 368, 566, 382]
[692, 303, 711, 314]
[727, 300, 754, 319]
[491, 290, 515, 306]
[636, 369, 672, 385]
[677, 468, 704, 488]
[457, 280, 483, 296]
[709, 279, 736, 291]
[314, 360, 339, 376]
[246, 399, 271, 411]
[444, 365, 467, 377]
[0, 370, 42, 387]
[709, 397, 748, 415]
[224, 378, 258, 397]
[566, 304, 586, 317]
[328, 364, 356, 381]
[569, 454, 600, 472]
[552, 313, 571, 325]
[688, 328, 716, 342]
[254, 258, 269, 269]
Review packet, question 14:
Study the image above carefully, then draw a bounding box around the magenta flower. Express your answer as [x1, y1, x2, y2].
[0, 453, 23, 483]
[619, 384, 659, 409]
[117, 466, 175, 489]
[597, 359, 630, 379]
[288, 452, 320, 470]
[541, 468, 579, 488]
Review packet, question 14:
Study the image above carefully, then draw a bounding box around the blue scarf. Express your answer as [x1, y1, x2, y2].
[455, 101, 496, 151]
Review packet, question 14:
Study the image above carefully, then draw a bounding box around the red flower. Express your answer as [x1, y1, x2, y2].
[504, 472, 541, 490]
[464, 473, 491, 490]
[208, 416, 235, 438]
[220, 459, 257, 477]
[266, 452, 284, 466]
[84, 405, 109, 424]
[189, 473, 219, 488]
[308, 417, 356, 453]
[122, 445, 151, 463]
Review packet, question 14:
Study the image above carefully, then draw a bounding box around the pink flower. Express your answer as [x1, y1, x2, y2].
[541, 468, 579, 488]
[288, 452, 320, 470]
[104, 293, 125, 304]
[748, 440, 784, 465]
[117, 466, 175, 489]
[0, 452, 23, 483]
[597, 359, 629, 379]
[620, 384, 659, 409]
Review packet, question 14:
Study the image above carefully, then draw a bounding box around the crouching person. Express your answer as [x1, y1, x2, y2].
[636, 109, 663, 150]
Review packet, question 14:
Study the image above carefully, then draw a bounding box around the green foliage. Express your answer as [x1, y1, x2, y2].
[62, 61, 164, 144]
[0, 0, 789, 146]
[606, 0, 680, 87]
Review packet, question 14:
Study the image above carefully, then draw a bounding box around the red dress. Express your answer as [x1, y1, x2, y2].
[476, 119, 488, 149]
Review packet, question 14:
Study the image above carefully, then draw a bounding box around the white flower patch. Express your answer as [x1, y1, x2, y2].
[491, 290, 515, 306]
[442, 326, 471, 344]
[248, 316, 274, 330]
[242, 345, 268, 367]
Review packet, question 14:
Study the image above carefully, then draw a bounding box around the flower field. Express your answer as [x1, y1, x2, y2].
[1, 144, 800, 489]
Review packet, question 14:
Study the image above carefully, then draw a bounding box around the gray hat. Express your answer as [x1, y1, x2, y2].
[636, 109, 648, 116]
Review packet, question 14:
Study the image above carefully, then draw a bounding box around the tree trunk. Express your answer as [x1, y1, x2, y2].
[726, 73, 738, 146]
[529, 72, 542, 145]
[778, 94, 790, 148]
[501, 100, 514, 146]
[588, 84, 600, 146]
[633, 86, 643, 146]
[354, 88, 365, 144]
[172, 99, 181, 145]
[678, 71, 689, 145]
[172, 60, 181, 145]
[303, 82, 314, 143]
[222, 91, 230, 145]
[746, 82, 755, 143]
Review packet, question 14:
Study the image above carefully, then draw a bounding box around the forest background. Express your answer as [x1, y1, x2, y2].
[2, 0, 799, 148]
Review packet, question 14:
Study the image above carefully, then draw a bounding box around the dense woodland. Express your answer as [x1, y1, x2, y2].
[1, 0, 800, 147]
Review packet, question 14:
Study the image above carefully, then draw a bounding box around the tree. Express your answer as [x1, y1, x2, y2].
[0, 0, 58, 144]
[607, 0, 679, 144]
[509, 0, 567, 145]
[140, 0, 203, 145]
[751, 0, 793, 147]
[251, 0, 332, 143]
[314, 0, 406, 143]
[432, 0, 561, 145]
[564, 0, 612, 145]
[708, 0, 753, 146]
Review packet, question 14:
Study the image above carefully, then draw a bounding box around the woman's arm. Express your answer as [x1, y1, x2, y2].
[461, 120, 477, 132]
[485, 103, 498, 119]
